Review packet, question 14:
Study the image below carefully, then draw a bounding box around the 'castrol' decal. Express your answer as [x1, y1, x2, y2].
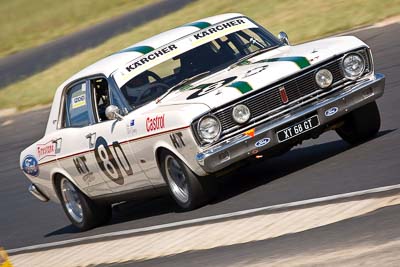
[146, 114, 165, 132]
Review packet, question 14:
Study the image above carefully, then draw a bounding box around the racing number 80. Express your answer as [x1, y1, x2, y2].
[94, 137, 133, 185]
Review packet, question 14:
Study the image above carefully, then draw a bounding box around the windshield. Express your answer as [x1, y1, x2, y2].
[115, 17, 280, 108]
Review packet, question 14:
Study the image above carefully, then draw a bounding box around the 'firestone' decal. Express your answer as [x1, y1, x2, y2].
[37, 141, 56, 160]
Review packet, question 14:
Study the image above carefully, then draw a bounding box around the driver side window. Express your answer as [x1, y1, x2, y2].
[91, 78, 111, 122]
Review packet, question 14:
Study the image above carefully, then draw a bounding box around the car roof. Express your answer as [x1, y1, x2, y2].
[61, 13, 245, 88]
[46, 13, 245, 134]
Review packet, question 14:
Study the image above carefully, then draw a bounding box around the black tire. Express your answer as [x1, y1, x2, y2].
[160, 150, 214, 210]
[56, 176, 111, 231]
[336, 101, 381, 145]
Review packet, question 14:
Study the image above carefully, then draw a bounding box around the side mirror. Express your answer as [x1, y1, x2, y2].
[105, 105, 123, 121]
[278, 31, 290, 46]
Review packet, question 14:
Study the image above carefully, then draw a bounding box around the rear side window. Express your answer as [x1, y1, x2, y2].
[64, 82, 90, 128]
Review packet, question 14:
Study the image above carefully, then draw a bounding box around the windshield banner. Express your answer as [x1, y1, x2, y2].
[113, 17, 257, 88]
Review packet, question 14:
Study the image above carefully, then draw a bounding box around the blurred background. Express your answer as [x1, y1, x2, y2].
[0, 0, 399, 112]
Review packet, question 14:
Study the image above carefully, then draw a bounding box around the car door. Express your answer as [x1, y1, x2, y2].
[87, 76, 152, 194]
[56, 80, 112, 197]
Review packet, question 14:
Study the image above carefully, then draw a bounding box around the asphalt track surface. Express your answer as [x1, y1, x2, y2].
[0, 21, 399, 260]
[0, 0, 193, 88]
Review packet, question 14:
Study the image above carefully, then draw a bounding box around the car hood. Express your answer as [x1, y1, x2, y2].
[158, 36, 366, 110]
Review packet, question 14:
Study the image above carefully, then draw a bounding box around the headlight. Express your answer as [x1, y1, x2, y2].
[342, 53, 365, 79]
[232, 104, 251, 124]
[198, 115, 221, 143]
[315, 69, 333, 89]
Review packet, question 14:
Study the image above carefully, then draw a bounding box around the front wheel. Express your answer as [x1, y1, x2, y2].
[336, 101, 381, 145]
[160, 150, 214, 210]
[57, 177, 111, 231]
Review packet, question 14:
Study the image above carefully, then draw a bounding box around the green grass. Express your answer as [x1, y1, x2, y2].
[0, 0, 158, 57]
[1, 0, 400, 110]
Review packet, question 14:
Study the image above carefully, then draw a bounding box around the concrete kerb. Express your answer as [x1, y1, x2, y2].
[8, 184, 400, 255]
[8, 186, 400, 267]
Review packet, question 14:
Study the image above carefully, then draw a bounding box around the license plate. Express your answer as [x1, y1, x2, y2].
[277, 115, 320, 142]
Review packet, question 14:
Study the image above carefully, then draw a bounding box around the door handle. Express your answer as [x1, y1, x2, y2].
[85, 133, 95, 139]
[52, 137, 62, 153]
[85, 133, 96, 148]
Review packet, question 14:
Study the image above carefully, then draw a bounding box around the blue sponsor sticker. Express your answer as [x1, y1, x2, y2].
[325, 107, 339, 117]
[255, 137, 271, 148]
[196, 153, 205, 161]
[22, 155, 39, 176]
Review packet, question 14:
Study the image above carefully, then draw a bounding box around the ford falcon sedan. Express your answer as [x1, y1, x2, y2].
[20, 13, 385, 230]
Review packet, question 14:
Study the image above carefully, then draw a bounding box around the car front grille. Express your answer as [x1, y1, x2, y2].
[192, 48, 372, 146]
[214, 59, 344, 135]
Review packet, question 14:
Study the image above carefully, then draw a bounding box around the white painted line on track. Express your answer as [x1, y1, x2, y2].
[1, 119, 13, 126]
[8, 184, 400, 254]
[10, 191, 400, 267]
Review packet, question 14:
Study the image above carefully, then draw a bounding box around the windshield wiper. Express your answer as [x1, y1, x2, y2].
[229, 45, 280, 69]
[157, 71, 210, 103]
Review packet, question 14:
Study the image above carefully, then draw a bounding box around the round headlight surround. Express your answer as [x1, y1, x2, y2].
[342, 52, 365, 80]
[197, 115, 221, 143]
[232, 104, 251, 124]
[315, 69, 333, 89]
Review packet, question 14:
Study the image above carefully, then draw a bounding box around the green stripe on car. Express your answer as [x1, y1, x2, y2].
[117, 45, 154, 54]
[184, 21, 212, 29]
[260, 56, 310, 69]
[228, 81, 253, 94]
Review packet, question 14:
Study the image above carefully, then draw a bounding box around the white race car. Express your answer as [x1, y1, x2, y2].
[20, 13, 385, 230]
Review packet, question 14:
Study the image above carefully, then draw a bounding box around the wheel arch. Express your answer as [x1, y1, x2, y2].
[154, 142, 194, 177]
[50, 167, 87, 200]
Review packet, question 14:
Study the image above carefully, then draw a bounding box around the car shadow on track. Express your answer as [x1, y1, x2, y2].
[212, 129, 395, 204]
[45, 129, 395, 236]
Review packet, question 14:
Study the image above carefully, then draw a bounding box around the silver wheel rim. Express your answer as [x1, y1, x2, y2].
[165, 155, 189, 203]
[60, 178, 83, 223]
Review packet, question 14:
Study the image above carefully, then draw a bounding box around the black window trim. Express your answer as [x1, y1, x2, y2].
[89, 75, 111, 124]
[89, 74, 133, 124]
[58, 74, 132, 129]
[59, 79, 94, 129]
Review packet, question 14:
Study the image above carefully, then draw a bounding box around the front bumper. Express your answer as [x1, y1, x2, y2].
[29, 183, 49, 202]
[196, 73, 385, 173]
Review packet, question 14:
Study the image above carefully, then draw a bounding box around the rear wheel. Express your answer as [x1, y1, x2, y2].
[57, 177, 111, 231]
[336, 101, 381, 145]
[160, 150, 214, 210]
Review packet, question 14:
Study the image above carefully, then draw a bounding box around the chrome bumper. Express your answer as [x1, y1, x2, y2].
[196, 73, 385, 173]
[29, 183, 49, 202]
